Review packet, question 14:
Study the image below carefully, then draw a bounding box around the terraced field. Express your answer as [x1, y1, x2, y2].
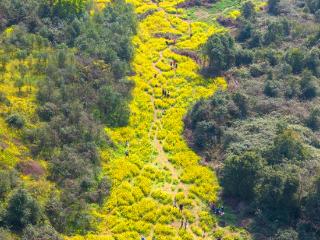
[67, 0, 251, 239]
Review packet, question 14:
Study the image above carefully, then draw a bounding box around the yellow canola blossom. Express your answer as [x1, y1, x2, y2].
[67, 0, 250, 240]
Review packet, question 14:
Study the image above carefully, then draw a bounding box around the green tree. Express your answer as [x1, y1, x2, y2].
[232, 92, 249, 118]
[98, 86, 130, 127]
[264, 80, 279, 97]
[300, 70, 318, 100]
[236, 22, 252, 42]
[264, 21, 287, 45]
[204, 32, 236, 74]
[268, 0, 281, 15]
[51, 0, 87, 19]
[241, 1, 256, 19]
[223, 151, 265, 201]
[235, 48, 253, 66]
[305, 49, 320, 76]
[285, 48, 305, 74]
[307, 108, 320, 131]
[303, 178, 320, 228]
[255, 166, 300, 222]
[22, 225, 62, 240]
[194, 120, 222, 149]
[268, 129, 308, 164]
[5, 113, 25, 129]
[5, 189, 41, 231]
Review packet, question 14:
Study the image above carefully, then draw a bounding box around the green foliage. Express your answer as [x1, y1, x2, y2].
[204, 32, 236, 74]
[51, 0, 87, 19]
[305, 49, 320, 76]
[98, 86, 130, 127]
[235, 48, 253, 66]
[14, 78, 24, 94]
[194, 120, 222, 149]
[188, 1, 320, 238]
[6, 113, 25, 129]
[299, 70, 318, 100]
[285, 48, 305, 74]
[74, 0, 137, 78]
[303, 178, 320, 228]
[186, 91, 248, 150]
[264, 19, 291, 45]
[255, 166, 300, 222]
[267, 129, 308, 164]
[37, 103, 57, 122]
[268, 0, 281, 15]
[241, 1, 256, 19]
[264, 80, 280, 97]
[0, 171, 17, 200]
[236, 22, 252, 42]
[306, 108, 320, 130]
[223, 151, 264, 200]
[5, 189, 41, 231]
[22, 225, 62, 240]
[305, 0, 320, 14]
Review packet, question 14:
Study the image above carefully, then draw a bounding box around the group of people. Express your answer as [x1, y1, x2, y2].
[210, 203, 225, 216]
[170, 60, 178, 70]
[162, 88, 170, 97]
[139, 201, 225, 239]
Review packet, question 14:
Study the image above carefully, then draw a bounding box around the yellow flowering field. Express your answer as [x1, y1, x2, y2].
[66, 0, 253, 239]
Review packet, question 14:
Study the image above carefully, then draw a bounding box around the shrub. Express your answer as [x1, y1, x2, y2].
[250, 64, 265, 77]
[285, 48, 305, 74]
[306, 108, 320, 131]
[264, 20, 288, 45]
[5, 113, 25, 129]
[37, 103, 57, 122]
[299, 70, 318, 100]
[241, 1, 256, 19]
[22, 225, 62, 240]
[232, 92, 249, 118]
[247, 30, 263, 48]
[236, 23, 252, 42]
[5, 189, 41, 231]
[284, 79, 300, 99]
[235, 48, 253, 66]
[264, 80, 280, 97]
[194, 120, 222, 149]
[0, 171, 16, 199]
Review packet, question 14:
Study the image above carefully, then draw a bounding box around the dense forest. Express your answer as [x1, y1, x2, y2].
[185, 0, 320, 239]
[0, 0, 319, 239]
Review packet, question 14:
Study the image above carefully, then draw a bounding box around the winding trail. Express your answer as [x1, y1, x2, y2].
[68, 1, 249, 240]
